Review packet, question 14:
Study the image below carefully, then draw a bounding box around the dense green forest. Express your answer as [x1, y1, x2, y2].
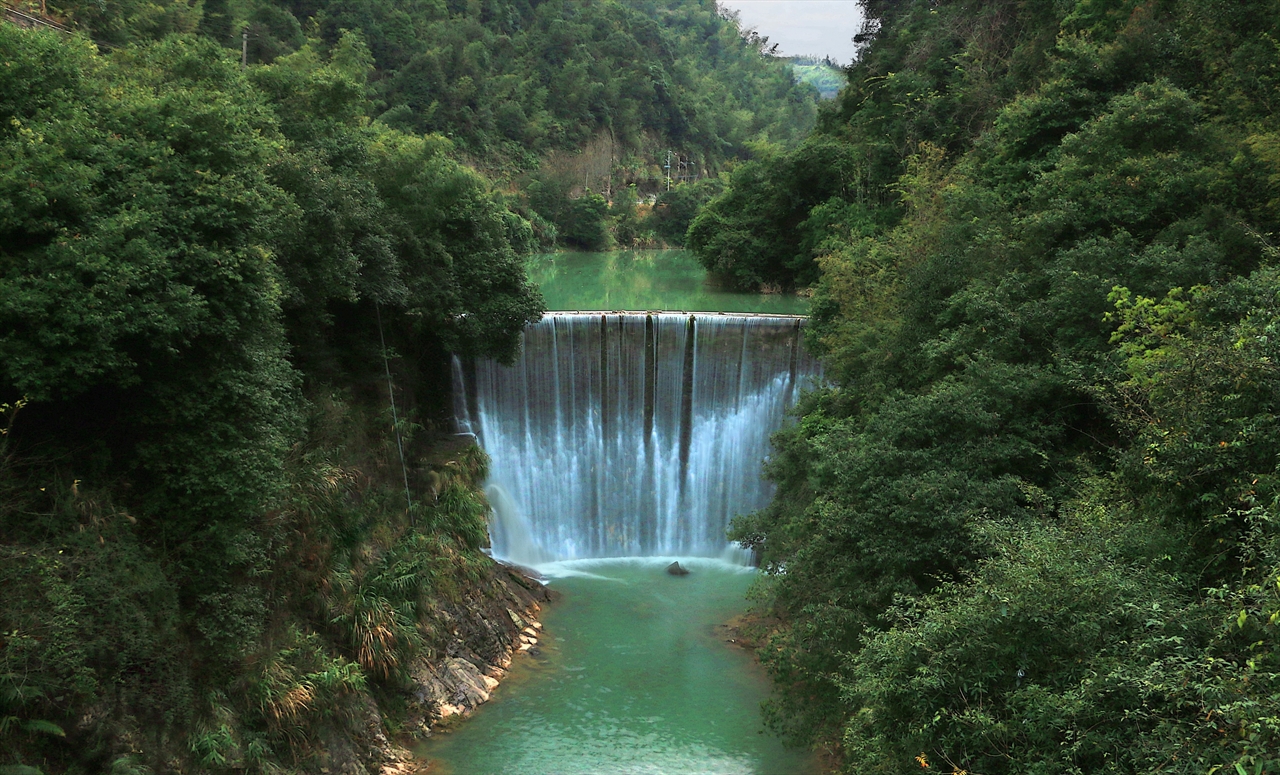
[22, 0, 821, 249]
[713, 0, 1280, 772]
[0, 0, 819, 770]
[0, 20, 546, 772]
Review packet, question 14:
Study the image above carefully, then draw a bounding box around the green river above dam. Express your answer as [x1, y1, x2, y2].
[417, 559, 817, 775]
[527, 249, 811, 314]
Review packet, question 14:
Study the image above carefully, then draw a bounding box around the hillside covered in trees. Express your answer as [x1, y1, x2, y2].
[0, 21, 548, 773]
[22, 0, 822, 250]
[0, 0, 819, 770]
[710, 0, 1280, 772]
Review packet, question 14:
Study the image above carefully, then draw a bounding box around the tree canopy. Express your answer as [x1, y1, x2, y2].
[0, 23, 541, 772]
[723, 1, 1280, 771]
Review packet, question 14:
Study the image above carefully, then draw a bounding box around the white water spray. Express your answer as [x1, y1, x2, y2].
[454, 312, 820, 561]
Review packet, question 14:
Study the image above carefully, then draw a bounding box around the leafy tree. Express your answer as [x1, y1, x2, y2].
[525, 172, 612, 252]
[840, 513, 1195, 775]
[0, 30, 295, 531]
[688, 137, 878, 290]
[47, 0, 200, 46]
[728, 0, 1280, 768]
[611, 184, 640, 247]
[0, 23, 542, 772]
[645, 176, 723, 246]
[368, 128, 542, 360]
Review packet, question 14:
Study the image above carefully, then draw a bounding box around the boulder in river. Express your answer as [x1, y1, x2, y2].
[666, 561, 690, 576]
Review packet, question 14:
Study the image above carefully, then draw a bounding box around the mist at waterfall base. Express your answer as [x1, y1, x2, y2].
[455, 313, 821, 564]
[427, 313, 821, 774]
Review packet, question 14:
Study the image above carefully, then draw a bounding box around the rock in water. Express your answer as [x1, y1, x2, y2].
[667, 561, 689, 576]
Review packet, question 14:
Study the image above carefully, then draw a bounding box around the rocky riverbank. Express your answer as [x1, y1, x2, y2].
[321, 563, 552, 775]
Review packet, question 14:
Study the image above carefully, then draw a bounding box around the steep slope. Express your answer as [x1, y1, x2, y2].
[715, 1, 1280, 771]
[30, 0, 820, 177]
[0, 25, 547, 773]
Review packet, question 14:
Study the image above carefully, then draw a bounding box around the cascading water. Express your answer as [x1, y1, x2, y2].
[453, 312, 821, 563]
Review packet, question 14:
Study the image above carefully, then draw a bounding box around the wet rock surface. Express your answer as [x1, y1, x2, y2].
[352, 562, 550, 774]
[406, 564, 549, 723]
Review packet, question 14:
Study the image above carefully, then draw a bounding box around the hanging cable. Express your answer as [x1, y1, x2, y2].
[376, 302, 413, 518]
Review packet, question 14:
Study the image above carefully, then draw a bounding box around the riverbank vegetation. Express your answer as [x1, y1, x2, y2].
[0, 18, 547, 772]
[724, 0, 1280, 771]
[0, 0, 827, 766]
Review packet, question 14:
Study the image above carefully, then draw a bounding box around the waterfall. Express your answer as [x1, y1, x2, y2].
[453, 312, 821, 563]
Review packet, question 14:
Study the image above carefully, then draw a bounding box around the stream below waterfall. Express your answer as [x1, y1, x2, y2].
[437, 296, 823, 772]
[416, 558, 817, 775]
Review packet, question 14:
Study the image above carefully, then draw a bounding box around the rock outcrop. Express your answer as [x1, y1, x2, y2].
[403, 563, 551, 732]
[336, 561, 550, 774]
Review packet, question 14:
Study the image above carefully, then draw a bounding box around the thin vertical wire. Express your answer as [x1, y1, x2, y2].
[376, 302, 413, 517]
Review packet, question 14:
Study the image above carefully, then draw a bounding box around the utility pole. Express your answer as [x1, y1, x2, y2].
[241, 30, 248, 68]
[665, 150, 673, 191]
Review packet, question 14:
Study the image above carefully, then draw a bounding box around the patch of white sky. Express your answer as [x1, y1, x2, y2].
[716, 0, 866, 66]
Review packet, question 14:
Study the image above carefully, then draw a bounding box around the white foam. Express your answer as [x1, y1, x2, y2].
[535, 555, 758, 581]
[456, 314, 821, 562]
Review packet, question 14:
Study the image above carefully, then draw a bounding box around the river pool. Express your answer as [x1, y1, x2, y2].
[417, 558, 816, 775]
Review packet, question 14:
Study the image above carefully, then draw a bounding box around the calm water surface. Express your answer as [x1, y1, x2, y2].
[417, 558, 816, 775]
[528, 250, 810, 314]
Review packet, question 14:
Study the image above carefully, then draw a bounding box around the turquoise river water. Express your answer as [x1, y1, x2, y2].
[417, 559, 817, 775]
[425, 253, 817, 773]
[527, 250, 810, 314]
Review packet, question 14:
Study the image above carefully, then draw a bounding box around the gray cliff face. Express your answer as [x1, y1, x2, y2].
[321, 564, 551, 775]
[409, 565, 550, 729]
